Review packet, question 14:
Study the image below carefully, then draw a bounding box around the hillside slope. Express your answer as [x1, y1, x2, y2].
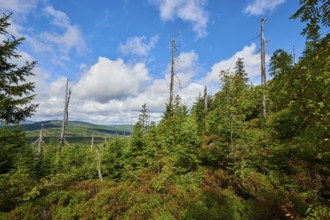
[23, 120, 131, 144]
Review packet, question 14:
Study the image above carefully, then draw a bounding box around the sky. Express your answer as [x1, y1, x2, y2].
[0, 0, 307, 124]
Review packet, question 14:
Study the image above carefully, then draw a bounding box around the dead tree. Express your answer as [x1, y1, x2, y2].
[90, 134, 94, 150]
[203, 86, 208, 111]
[293, 45, 296, 64]
[95, 149, 103, 182]
[261, 18, 267, 120]
[33, 124, 45, 155]
[167, 36, 183, 116]
[59, 78, 72, 150]
[169, 36, 175, 110]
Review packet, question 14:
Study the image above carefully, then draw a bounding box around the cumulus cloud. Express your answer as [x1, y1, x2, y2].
[42, 6, 86, 53]
[25, 45, 270, 124]
[171, 50, 201, 87]
[201, 43, 270, 91]
[244, 0, 286, 16]
[30, 56, 151, 122]
[31, 43, 272, 124]
[31, 76, 69, 120]
[140, 50, 204, 111]
[31, 42, 273, 124]
[31, 51, 204, 124]
[150, 0, 209, 38]
[118, 35, 160, 56]
[118, 51, 203, 119]
[30, 46, 272, 124]
[75, 57, 150, 102]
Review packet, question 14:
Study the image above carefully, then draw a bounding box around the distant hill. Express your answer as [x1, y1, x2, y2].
[22, 120, 132, 144]
[0, 119, 35, 127]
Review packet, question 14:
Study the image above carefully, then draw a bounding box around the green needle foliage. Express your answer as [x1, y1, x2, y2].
[1, 1, 330, 218]
[0, 14, 38, 124]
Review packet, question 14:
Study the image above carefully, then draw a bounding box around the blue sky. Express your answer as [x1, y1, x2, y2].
[0, 0, 307, 124]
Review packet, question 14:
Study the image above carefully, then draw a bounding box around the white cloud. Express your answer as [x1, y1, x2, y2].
[75, 57, 150, 102]
[44, 6, 71, 29]
[0, 1, 62, 120]
[150, 0, 209, 38]
[0, 0, 39, 16]
[172, 50, 201, 87]
[119, 35, 160, 56]
[244, 0, 286, 16]
[31, 51, 204, 124]
[4, 19, 24, 39]
[26, 37, 54, 53]
[11, 50, 34, 66]
[178, 82, 204, 107]
[132, 50, 203, 113]
[1, 2, 87, 65]
[30, 45, 273, 124]
[42, 6, 86, 53]
[41, 26, 86, 53]
[201, 43, 270, 90]
[31, 76, 69, 120]
[0, 0, 39, 39]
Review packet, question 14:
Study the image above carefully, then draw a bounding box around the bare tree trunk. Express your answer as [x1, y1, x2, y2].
[261, 18, 267, 120]
[130, 119, 133, 137]
[59, 79, 72, 150]
[169, 36, 175, 111]
[293, 45, 296, 64]
[95, 149, 103, 182]
[32, 124, 45, 155]
[203, 86, 208, 111]
[230, 111, 233, 146]
[90, 134, 94, 150]
[37, 124, 44, 154]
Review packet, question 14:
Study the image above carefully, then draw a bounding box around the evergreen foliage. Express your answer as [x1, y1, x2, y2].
[1, 2, 330, 218]
[0, 16, 39, 206]
[0, 14, 38, 124]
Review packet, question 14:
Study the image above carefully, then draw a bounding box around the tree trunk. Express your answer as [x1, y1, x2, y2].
[204, 86, 208, 111]
[90, 134, 94, 150]
[37, 124, 44, 155]
[261, 18, 267, 120]
[169, 36, 175, 112]
[59, 79, 71, 150]
[95, 149, 103, 182]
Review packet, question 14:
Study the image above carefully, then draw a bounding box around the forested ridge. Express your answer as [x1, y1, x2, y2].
[0, 1, 329, 219]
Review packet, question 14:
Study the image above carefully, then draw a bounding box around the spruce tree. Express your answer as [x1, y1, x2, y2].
[138, 103, 150, 133]
[234, 57, 247, 79]
[0, 14, 38, 124]
[0, 15, 39, 209]
[0, 14, 38, 175]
